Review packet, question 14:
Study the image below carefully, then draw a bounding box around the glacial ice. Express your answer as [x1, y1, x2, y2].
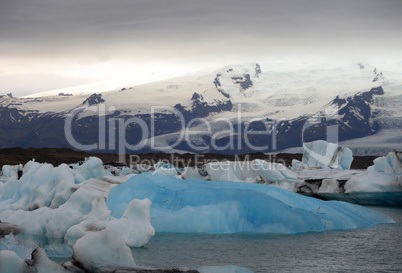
[0, 234, 36, 259]
[65, 198, 155, 247]
[72, 157, 107, 184]
[293, 140, 353, 170]
[345, 151, 402, 192]
[0, 250, 26, 273]
[0, 157, 154, 248]
[194, 160, 298, 190]
[107, 172, 394, 234]
[153, 161, 183, 177]
[0, 157, 107, 213]
[0, 164, 22, 180]
[72, 230, 136, 271]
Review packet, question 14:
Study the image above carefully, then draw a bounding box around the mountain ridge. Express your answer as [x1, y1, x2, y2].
[0, 62, 401, 155]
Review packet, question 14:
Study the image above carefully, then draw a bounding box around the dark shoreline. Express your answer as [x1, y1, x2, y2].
[0, 147, 378, 170]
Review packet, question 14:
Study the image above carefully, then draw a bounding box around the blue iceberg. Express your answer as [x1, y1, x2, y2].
[106, 173, 394, 234]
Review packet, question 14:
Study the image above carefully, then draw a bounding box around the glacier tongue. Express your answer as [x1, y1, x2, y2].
[106, 173, 394, 234]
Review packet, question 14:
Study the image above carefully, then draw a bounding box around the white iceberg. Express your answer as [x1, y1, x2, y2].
[0, 157, 154, 248]
[293, 140, 353, 170]
[200, 160, 298, 190]
[72, 230, 136, 272]
[345, 151, 402, 192]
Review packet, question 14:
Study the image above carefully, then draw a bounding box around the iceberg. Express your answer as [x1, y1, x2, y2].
[72, 230, 136, 272]
[72, 157, 108, 184]
[0, 161, 76, 212]
[0, 158, 154, 248]
[345, 151, 402, 193]
[293, 140, 353, 170]
[193, 160, 298, 190]
[107, 173, 394, 234]
[0, 164, 22, 181]
[0, 250, 27, 273]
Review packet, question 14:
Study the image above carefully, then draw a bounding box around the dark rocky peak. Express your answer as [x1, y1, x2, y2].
[218, 89, 230, 98]
[255, 63, 262, 77]
[330, 86, 384, 108]
[357, 63, 365, 69]
[191, 92, 203, 101]
[82, 93, 105, 106]
[213, 75, 221, 88]
[232, 73, 253, 90]
[372, 67, 383, 82]
[329, 87, 384, 124]
[332, 95, 347, 106]
[373, 70, 384, 82]
[58, 93, 73, 96]
[359, 86, 384, 99]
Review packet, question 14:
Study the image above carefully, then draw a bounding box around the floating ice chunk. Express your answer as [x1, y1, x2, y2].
[1, 188, 111, 245]
[153, 161, 183, 177]
[301, 140, 353, 170]
[73, 157, 108, 184]
[154, 166, 178, 177]
[345, 152, 402, 193]
[1, 164, 22, 180]
[0, 157, 108, 213]
[0, 234, 36, 259]
[253, 159, 298, 182]
[0, 162, 76, 212]
[66, 198, 155, 247]
[182, 167, 206, 180]
[105, 198, 155, 247]
[107, 173, 394, 234]
[72, 230, 136, 272]
[0, 250, 26, 273]
[204, 160, 298, 186]
[318, 178, 342, 193]
[1, 174, 154, 248]
[154, 161, 183, 171]
[31, 248, 70, 273]
[206, 161, 257, 183]
[79, 178, 118, 200]
[0, 247, 69, 273]
[345, 169, 401, 192]
[373, 151, 402, 175]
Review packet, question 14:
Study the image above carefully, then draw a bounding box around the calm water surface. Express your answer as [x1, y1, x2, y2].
[131, 207, 402, 273]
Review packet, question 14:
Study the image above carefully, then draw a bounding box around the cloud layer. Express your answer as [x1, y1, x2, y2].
[1, 0, 401, 96]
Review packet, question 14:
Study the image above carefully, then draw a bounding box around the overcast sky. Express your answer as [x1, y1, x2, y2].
[1, 0, 402, 97]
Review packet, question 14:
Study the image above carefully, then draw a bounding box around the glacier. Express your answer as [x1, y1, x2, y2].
[106, 172, 394, 234]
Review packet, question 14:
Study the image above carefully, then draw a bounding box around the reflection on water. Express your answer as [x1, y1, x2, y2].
[131, 207, 402, 273]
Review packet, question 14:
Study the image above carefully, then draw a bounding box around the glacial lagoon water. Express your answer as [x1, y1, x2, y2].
[130, 207, 402, 273]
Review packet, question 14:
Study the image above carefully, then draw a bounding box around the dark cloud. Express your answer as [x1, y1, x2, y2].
[1, 0, 401, 57]
[0, 0, 401, 95]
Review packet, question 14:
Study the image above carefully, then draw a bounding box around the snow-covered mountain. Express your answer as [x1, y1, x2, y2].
[1, 62, 401, 155]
